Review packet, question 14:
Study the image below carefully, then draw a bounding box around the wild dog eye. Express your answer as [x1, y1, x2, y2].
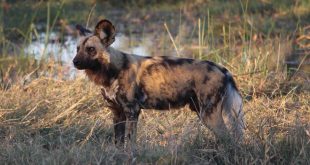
[86, 47, 96, 53]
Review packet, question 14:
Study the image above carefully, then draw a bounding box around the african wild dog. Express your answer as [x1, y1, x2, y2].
[73, 19, 244, 147]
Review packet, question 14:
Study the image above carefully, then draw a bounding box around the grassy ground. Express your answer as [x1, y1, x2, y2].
[0, 76, 309, 164]
[0, 0, 310, 164]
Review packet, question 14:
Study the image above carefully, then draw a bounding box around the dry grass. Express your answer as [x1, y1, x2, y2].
[0, 42, 309, 164]
[0, 74, 309, 164]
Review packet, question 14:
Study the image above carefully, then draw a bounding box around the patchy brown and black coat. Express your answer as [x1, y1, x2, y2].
[73, 20, 244, 147]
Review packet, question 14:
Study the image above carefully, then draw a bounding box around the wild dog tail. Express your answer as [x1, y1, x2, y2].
[221, 74, 244, 141]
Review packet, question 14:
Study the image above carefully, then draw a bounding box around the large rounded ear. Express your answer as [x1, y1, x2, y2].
[94, 19, 116, 47]
[76, 24, 92, 36]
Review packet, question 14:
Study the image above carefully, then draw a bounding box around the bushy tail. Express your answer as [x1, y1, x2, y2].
[222, 82, 245, 141]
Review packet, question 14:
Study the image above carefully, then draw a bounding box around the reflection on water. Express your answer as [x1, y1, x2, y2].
[24, 33, 151, 78]
[111, 34, 151, 56]
[24, 32, 77, 64]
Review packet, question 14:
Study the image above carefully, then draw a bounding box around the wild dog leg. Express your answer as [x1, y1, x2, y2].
[123, 105, 140, 149]
[201, 105, 230, 142]
[112, 109, 126, 147]
[101, 89, 126, 147]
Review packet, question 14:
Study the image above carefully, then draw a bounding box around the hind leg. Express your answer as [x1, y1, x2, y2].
[200, 106, 230, 140]
[221, 88, 244, 141]
[222, 103, 244, 141]
[190, 98, 225, 135]
[189, 97, 230, 141]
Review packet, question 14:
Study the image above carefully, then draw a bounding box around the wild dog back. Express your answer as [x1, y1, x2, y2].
[121, 55, 230, 112]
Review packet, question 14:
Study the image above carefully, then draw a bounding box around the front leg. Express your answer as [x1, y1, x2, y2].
[123, 104, 141, 149]
[101, 89, 126, 147]
[112, 109, 126, 147]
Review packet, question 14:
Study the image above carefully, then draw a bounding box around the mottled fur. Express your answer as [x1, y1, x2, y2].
[73, 20, 244, 147]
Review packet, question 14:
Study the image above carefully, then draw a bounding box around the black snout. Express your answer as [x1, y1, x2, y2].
[73, 58, 80, 66]
[72, 56, 101, 70]
[73, 57, 84, 70]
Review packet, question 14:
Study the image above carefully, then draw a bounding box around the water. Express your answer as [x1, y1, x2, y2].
[24, 32, 152, 78]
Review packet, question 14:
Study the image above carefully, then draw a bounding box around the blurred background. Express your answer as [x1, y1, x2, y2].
[1, 0, 309, 84]
[0, 0, 309, 164]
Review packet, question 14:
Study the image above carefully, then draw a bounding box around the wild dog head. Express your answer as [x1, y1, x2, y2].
[73, 20, 116, 70]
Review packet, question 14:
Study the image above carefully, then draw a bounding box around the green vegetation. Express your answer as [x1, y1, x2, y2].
[0, 0, 309, 164]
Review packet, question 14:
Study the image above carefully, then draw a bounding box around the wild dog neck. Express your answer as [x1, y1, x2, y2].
[85, 47, 128, 87]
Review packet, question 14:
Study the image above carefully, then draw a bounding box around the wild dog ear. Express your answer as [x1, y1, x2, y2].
[94, 19, 116, 47]
[75, 24, 92, 36]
